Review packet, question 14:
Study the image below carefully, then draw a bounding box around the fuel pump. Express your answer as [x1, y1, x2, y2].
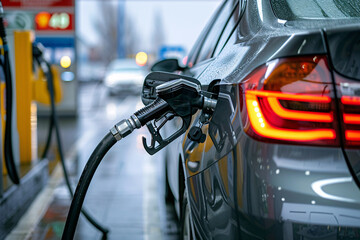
[62, 72, 217, 239]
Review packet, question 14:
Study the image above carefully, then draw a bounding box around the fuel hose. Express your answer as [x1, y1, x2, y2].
[0, 1, 20, 184]
[41, 114, 53, 159]
[34, 50, 109, 238]
[62, 132, 116, 240]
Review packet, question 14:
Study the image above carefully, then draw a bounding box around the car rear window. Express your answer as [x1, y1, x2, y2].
[271, 0, 360, 20]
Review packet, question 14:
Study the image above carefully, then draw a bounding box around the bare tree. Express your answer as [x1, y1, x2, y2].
[92, 1, 119, 63]
[151, 9, 165, 58]
[92, 1, 139, 61]
[124, 15, 138, 57]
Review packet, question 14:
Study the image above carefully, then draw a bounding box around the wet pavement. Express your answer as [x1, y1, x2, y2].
[6, 82, 179, 240]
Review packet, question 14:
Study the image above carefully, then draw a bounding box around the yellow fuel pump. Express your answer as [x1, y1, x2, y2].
[0, 10, 64, 238]
[1, 30, 62, 174]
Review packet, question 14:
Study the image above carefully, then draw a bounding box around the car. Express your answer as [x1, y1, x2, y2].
[151, 0, 360, 239]
[104, 58, 146, 95]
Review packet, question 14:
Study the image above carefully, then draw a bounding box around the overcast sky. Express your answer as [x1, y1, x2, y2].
[77, 0, 222, 54]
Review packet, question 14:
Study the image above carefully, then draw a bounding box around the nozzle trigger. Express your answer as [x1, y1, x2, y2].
[142, 115, 191, 155]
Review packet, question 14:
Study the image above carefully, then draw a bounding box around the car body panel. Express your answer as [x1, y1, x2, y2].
[165, 57, 216, 216]
[234, 133, 360, 239]
[188, 139, 360, 239]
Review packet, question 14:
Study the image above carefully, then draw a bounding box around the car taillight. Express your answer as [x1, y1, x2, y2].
[336, 74, 360, 147]
[240, 55, 340, 146]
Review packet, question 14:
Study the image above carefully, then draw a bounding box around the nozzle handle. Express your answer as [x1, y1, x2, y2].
[134, 98, 170, 126]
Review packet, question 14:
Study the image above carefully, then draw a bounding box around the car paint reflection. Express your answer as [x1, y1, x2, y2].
[311, 177, 356, 203]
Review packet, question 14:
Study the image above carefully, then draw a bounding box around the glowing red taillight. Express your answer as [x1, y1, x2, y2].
[240, 55, 340, 146]
[342, 96, 360, 125]
[338, 83, 360, 147]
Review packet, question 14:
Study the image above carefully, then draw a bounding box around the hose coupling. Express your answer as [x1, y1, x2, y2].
[110, 115, 141, 141]
[203, 97, 217, 112]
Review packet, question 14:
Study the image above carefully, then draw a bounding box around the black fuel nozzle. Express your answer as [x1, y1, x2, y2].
[32, 43, 46, 59]
[110, 79, 217, 154]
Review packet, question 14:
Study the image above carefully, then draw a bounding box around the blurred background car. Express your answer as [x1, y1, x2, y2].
[103, 58, 146, 95]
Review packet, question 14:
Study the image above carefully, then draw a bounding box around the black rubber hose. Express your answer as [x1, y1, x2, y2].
[40, 60, 110, 238]
[3, 51, 19, 184]
[0, 1, 20, 184]
[41, 115, 53, 159]
[62, 132, 117, 240]
[32, 52, 53, 160]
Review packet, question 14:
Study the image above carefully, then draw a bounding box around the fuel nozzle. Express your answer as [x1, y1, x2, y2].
[110, 78, 217, 154]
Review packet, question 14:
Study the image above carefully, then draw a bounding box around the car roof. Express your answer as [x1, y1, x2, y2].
[235, 0, 360, 43]
[246, 0, 360, 30]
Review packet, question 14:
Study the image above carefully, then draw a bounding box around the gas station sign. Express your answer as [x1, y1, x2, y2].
[35, 12, 74, 31]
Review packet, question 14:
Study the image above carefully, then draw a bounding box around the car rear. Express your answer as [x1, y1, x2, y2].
[235, 1, 360, 239]
[237, 52, 360, 239]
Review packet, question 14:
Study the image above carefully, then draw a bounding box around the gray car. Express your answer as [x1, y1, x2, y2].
[152, 0, 360, 239]
[104, 58, 145, 95]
